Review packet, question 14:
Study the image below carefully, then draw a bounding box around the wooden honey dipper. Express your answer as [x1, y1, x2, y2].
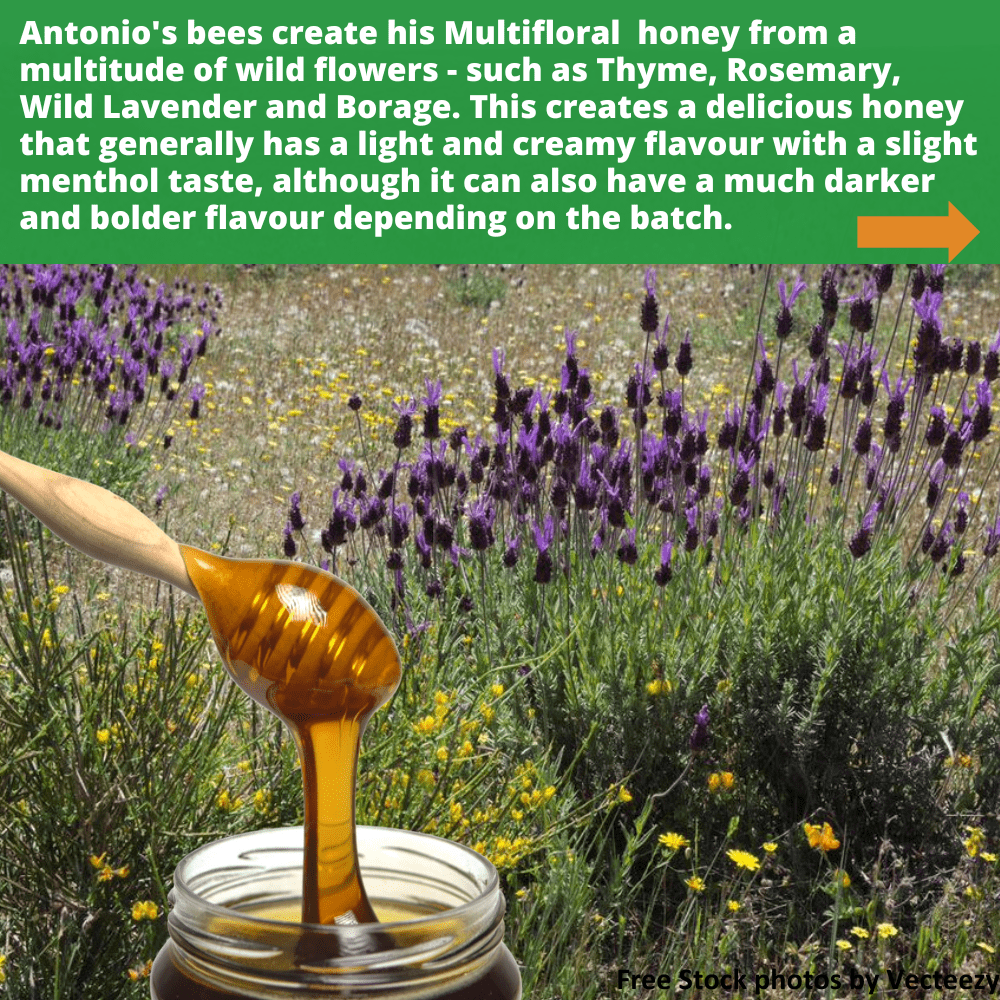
[0, 448, 401, 926]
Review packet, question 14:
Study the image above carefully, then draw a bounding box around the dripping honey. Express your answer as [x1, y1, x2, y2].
[178, 546, 401, 926]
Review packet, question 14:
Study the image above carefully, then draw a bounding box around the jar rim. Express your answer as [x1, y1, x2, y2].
[165, 825, 508, 991]
[171, 824, 500, 931]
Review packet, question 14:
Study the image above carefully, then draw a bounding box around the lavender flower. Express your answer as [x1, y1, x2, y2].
[984, 326, 1000, 382]
[467, 497, 496, 551]
[848, 281, 875, 334]
[803, 384, 829, 452]
[654, 540, 673, 586]
[616, 528, 638, 565]
[288, 491, 305, 532]
[675, 330, 693, 377]
[927, 264, 946, 294]
[971, 381, 992, 442]
[818, 267, 839, 329]
[502, 535, 520, 568]
[533, 516, 555, 583]
[689, 705, 710, 752]
[652, 315, 671, 372]
[849, 501, 881, 559]
[913, 289, 943, 377]
[393, 398, 416, 449]
[873, 264, 894, 294]
[640, 268, 659, 334]
[422, 379, 443, 440]
[775, 275, 806, 339]
[985, 517, 1000, 558]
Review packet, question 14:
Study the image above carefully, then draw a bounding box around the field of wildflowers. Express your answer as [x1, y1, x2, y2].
[1, 263, 999, 999]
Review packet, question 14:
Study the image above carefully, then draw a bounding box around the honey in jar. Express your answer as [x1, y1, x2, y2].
[150, 825, 522, 999]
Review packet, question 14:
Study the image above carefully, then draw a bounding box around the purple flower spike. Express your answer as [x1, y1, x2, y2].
[288, 491, 305, 532]
[565, 328, 578, 358]
[189, 382, 206, 419]
[971, 381, 992, 442]
[282, 524, 297, 558]
[422, 378, 442, 440]
[644, 267, 657, 297]
[675, 330, 693, 377]
[654, 540, 674, 586]
[533, 516, 555, 584]
[616, 527, 638, 565]
[689, 705, 710, 752]
[502, 535, 520, 568]
[849, 500, 881, 559]
[985, 516, 1000, 559]
[533, 515, 555, 554]
[778, 275, 807, 311]
[848, 281, 875, 334]
[913, 289, 943, 325]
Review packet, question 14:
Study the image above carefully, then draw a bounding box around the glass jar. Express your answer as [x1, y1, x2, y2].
[151, 825, 521, 1000]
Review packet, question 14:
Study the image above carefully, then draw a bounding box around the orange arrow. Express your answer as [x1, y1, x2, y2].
[857, 202, 979, 262]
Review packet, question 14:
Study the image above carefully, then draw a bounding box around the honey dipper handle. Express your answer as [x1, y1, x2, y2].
[0, 449, 197, 597]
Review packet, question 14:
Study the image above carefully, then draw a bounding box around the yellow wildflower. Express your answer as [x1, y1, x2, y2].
[490, 682, 505, 697]
[617, 786, 633, 804]
[708, 772, 721, 792]
[720, 771, 734, 790]
[836, 940, 852, 952]
[659, 832, 689, 850]
[850, 927, 869, 939]
[803, 821, 841, 852]
[96, 728, 110, 744]
[128, 959, 153, 981]
[436, 746, 449, 762]
[978, 942, 996, 955]
[762, 842, 778, 854]
[131, 900, 159, 921]
[0, 954, 6, 984]
[980, 851, 997, 862]
[413, 715, 438, 735]
[216, 789, 241, 811]
[964, 826, 985, 857]
[90, 853, 108, 869]
[727, 849, 761, 872]
[727, 900, 740, 912]
[876, 923, 898, 939]
[685, 876, 706, 893]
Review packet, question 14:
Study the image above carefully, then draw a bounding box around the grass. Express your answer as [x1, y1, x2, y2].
[2, 264, 1000, 998]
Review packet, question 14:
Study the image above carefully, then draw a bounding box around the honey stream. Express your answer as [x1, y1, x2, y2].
[179, 547, 401, 926]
